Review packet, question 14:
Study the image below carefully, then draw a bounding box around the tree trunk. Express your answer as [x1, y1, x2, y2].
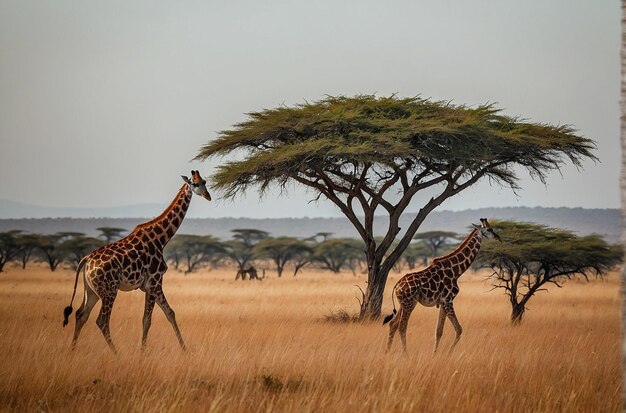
[510, 303, 525, 324]
[293, 262, 307, 277]
[358, 266, 389, 321]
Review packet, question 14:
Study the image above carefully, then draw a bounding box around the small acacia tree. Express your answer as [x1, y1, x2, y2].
[402, 240, 431, 269]
[0, 231, 22, 272]
[60, 234, 104, 270]
[413, 231, 458, 257]
[196, 95, 597, 319]
[36, 234, 67, 271]
[224, 229, 269, 273]
[165, 234, 224, 274]
[96, 227, 127, 244]
[477, 220, 622, 323]
[313, 238, 363, 274]
[253, 237, 311, 277]
[15, 233, 39, 270]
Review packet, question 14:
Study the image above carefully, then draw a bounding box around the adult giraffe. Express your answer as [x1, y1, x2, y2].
[62, 170, 212, 353]
[384, 218, 501, 353]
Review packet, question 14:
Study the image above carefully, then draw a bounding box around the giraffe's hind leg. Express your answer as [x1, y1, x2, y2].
[155, 288, 186, 350]
[386, 306, 403, 353]
[95, 291, 118, 354]
[398, 303, 416, 353]
[72, 278, 100, 349]
[141, 291, 156, 349]
[443, 301, 463, 350]
[434, 305, 446, 353]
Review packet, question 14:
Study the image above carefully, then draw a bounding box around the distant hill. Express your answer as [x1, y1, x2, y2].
[0, 198, 164, 219]
[0, 207, 619, 243]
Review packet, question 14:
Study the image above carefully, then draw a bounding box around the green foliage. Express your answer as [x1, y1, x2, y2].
[253, 237, 313, 277]
[14, 233, 40, 269]
[165, 235, 225, 274]
[59, 234, 104, 270]
[223, 228, 270, 270]
[96, 227, 127, 244]
[0, 230, 22, 272]
[231, 229, 269, 247]
[196, 95, 596, 197]
[35, 233, 71, 272]
[402, 240, 431, 269]
[313, 238, 364, 274]
[476, 220, 622, 323]
[413, 230, 458, 257]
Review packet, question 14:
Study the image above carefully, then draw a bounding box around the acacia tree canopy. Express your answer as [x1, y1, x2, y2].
[196, 95, 597, 319]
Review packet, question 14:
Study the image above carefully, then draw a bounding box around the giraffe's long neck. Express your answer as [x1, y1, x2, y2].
[133, 184, 192, 249]
[434, 229, 482, 277]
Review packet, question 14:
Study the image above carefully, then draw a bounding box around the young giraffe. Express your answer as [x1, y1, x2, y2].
[62, 170, 212, 353]
[384, 218, 501, 353]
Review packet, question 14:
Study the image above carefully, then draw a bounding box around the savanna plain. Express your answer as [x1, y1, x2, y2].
[0, 265, 620, 412]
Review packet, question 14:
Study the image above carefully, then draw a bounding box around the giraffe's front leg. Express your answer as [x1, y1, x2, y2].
[434, 305, 446, 353]
[142, 291, 156, 349]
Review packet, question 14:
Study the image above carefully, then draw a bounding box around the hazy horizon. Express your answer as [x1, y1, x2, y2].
[0, 1, 619, 219]
[0, 197, 618, 221]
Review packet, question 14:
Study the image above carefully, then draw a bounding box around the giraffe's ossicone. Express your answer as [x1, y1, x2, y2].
[62, 170, 212, 353]
[384, 218, 501, 353]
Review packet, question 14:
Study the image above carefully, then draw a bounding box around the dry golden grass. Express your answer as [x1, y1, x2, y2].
[0, 264, 620, 412]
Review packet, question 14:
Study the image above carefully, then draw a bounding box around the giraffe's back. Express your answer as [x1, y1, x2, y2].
[84, 233, 161, 293]
[394, 263, 459, 307]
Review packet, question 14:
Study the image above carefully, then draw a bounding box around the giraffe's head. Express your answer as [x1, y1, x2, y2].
[473, 218, 501, 241]
[182, 170, 212, 202]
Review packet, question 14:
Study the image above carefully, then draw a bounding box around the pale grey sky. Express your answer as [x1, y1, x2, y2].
[0, 1, 619, 218]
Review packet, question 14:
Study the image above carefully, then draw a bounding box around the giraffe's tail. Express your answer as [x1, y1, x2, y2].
[382, 285, 398, 325]
[63, 256, 88, 327]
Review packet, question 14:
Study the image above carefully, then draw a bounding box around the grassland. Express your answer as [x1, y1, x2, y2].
[0, 265, 620, 412]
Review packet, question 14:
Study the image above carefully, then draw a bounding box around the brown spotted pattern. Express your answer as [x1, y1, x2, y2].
[68, 171, 210, 353]
[386, 226, 486, 353]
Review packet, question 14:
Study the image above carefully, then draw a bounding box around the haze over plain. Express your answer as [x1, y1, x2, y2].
[0, 1, 618, 218]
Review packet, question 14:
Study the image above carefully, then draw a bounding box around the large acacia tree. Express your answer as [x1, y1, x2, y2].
[196, 95, 596, 320]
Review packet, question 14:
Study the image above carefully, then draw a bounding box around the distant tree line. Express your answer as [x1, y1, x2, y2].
[161, 228, 463, 278]
[0, 226, 453, 276]
[0, 221, 621, 325]
[0, 227, 127, 272]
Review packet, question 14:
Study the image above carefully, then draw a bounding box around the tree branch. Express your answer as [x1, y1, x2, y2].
[292, 174, 368, 242]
